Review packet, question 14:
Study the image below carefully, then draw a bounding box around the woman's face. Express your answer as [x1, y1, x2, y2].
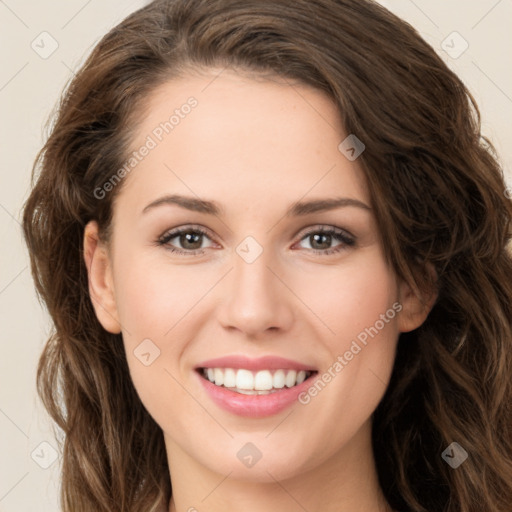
[85, 68, 426, 483]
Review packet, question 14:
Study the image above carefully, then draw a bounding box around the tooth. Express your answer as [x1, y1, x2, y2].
[285, 370, 297, 387]
[236, 369, 254, 390]
[296, 370, 306, 385]
[273, 369, 285, 389]
[223, 368, 236, 388]
[204, 367, 312, 390]
[214, 368, 224, 386]
[254, 370, 273, 391]
[236, 388, 258, 395]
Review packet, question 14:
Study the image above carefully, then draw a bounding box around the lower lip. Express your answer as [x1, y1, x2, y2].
[196, 371, 316, 418]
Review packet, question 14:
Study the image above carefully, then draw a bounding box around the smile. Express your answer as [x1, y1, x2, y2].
[195, 355, 318, 417]
[200, 367, 315, 394]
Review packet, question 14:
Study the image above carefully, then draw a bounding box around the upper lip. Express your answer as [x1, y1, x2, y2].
[195, 355, 317, 372]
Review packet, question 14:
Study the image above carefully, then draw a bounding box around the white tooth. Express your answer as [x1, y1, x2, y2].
[285, 370, 297, 387]
[236, 369, 254, 390]
[207, 368, 215, 382]
[254, 370, 273, 391]
[223, 368, 236, 388]
[296, 370, 306, 385]
[257, 390, 272, 395]
[236, 388, 258, 395]
[273, 369, 286, 389]
[214, 368, 224, 386]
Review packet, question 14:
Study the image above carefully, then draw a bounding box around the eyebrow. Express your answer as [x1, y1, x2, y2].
[142, 194, 371, 216]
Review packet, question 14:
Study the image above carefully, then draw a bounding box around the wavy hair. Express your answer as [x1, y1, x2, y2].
[22, 0, 512, 510]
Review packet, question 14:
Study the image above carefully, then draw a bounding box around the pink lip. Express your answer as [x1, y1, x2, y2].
[196, 371, 316, 418]
[195, 355, 316, 372]
[194, 355, 317, 418]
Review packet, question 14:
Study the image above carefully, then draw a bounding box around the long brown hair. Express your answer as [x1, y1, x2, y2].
[22, 0, 512, 510]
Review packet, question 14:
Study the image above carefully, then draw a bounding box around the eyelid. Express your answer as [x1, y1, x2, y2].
[294, 224, 355, 240]
[158, 223, 216, 241]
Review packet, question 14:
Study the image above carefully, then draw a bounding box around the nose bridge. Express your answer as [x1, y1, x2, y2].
[218, 239, 293, 335]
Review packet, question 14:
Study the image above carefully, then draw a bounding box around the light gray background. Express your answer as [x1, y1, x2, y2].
[1, 1, 511, 510]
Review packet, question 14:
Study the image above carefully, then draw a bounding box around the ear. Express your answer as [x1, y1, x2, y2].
[397, 263, 438, 333]
[83, 221, 121, 334]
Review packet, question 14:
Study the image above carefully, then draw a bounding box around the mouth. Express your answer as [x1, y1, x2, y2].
[194, 355, 318, 417]
[197, 367, 317, 395]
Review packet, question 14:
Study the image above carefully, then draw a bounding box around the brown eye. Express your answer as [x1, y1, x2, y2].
[157, 226, 215, 255]
[177, 231, 203, 250]
[296, 227, 355, 255]
[309, 232, 335, 250]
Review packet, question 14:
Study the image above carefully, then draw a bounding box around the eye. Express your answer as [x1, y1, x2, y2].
[156, 224, 356, 256]
[157, 225, 216, 255]
[294, 226, 356, 255]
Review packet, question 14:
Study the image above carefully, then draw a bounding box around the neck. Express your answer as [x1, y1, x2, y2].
[165, 420, 393, 512]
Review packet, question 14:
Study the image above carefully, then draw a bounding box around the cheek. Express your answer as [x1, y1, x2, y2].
[291, 250, 400, 438]
[112, 251, 213, 340]
[111, 253, 211, 427]
[296, 249, 399, 354]
[110, 249, 229, 393]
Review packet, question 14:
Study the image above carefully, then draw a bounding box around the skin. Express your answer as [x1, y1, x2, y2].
[84, 68, 434, 512]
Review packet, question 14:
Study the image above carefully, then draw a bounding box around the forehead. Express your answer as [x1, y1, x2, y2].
[117, 68, 369, 215]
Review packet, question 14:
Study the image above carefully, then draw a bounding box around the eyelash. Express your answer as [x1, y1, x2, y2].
[156, 224, 356, 256]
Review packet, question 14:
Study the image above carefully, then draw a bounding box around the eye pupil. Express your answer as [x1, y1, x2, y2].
[311, 233, 331, 250]
[181, 232, 202, 249]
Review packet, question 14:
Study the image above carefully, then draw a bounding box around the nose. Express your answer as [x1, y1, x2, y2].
[216, 246, 295, 338]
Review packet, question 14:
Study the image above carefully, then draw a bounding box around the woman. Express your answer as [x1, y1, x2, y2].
[22, 0, 512, 511]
